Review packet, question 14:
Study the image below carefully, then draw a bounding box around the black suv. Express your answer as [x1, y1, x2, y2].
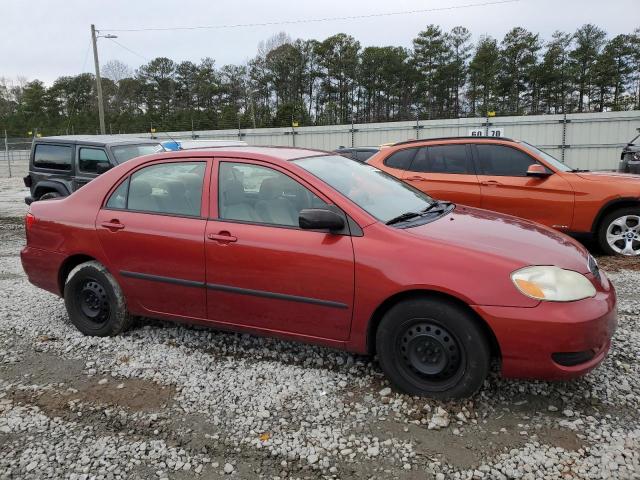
[619, 131, 640, 175]
[23, 135, 163, 204]
[333, 146, 380, 162]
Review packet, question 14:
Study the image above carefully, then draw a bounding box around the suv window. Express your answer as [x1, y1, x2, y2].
[476, 144, 540, 177]
[410, 145, 471, 174]
[106, 162, 205, 217]
[384, 148, 417, 170]
[33, 144, 72, 170]
[218, 162, 328, 227]
[78, 147, 109, 174]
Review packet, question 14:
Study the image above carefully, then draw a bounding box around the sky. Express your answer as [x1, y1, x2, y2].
[1, 0, 638, 85]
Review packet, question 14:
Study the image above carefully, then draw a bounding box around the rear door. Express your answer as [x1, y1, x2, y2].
[96, 159, 210, 320]
[205, 158, 355, 341]
[402, 144, 482, 206]
[473, 143, 574, 229]
[74, 146, 109, 191]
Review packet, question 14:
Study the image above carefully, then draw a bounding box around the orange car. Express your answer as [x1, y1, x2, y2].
[369, 137, 640, 256]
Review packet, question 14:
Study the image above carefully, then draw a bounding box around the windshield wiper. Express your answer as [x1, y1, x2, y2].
[386, 211, 422, 225]
[385, 201, 453, 225]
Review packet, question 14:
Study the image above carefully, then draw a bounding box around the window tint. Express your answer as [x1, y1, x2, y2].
[383, 148, 417, 170]
[78, 147, 109, 173]
[33, 144, 72, 170]
[476, 145, 539, 177]
[127, 162, 205, 216]
[218, 162, 329, 227]
[106, 178, 129, 209]
[410, 145, 470, 174]
[111, 144, 163, 164]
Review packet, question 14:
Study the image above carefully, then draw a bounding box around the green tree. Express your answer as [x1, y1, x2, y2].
[570, 24, 607, 112]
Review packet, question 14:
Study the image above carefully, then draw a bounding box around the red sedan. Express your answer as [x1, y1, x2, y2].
[21, 147, 617, 398]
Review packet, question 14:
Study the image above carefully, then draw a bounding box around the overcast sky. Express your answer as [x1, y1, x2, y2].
[1, 0, 638, 85]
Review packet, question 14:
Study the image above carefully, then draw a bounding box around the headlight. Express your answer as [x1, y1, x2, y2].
[633, 152, 640, 161]
[511, 266, 596, 302]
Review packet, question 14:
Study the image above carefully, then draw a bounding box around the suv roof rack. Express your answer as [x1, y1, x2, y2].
[393, 136, 517, 146]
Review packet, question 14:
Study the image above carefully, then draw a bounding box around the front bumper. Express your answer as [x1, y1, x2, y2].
[472, 273, 617, 380]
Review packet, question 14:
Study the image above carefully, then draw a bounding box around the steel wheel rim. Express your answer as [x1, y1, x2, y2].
[606, 215, 640, 256]
[397, 320, 465, 389]
[77, 279, 110, 324]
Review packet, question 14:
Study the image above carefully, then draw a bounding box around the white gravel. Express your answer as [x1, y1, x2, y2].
[0, 219, 639, 479]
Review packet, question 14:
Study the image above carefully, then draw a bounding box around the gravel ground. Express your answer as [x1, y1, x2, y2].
[0, 213, 639, 479]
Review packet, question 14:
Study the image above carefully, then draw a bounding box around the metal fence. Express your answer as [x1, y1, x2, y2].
[0, 137, 31, 178]
[3, 111, 639, 178]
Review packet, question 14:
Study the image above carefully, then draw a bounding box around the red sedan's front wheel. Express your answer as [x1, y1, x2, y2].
[376, 297, 491, 399]
[64, 261, 132, 337]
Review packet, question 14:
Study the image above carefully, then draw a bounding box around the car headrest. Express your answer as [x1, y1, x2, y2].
[223, 180, 246, 205]
[130, 179, 152, 197]
[259, 177, 281, 200]
[164, 180, 186, 198]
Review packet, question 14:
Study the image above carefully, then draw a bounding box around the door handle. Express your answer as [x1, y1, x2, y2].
[207, 231, 237, 243]
[101, 219, 125, 231]
[481, 180, 502, 186]
[405, 176, 426, 181]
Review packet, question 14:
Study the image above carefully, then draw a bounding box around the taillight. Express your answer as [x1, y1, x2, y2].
[25, 212, 36, 232]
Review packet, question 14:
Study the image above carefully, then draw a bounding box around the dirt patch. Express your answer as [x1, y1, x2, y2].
[597, 254, 640, 272]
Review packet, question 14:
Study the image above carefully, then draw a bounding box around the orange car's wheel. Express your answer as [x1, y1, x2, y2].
[376, 297, 490, 399]
[598, 207, 640, 256]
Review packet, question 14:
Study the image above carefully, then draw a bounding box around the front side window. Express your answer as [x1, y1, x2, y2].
[383, 148, 417, 170]
[105, 162, 205, 216]
[78, 147, 109, 173]
[111, 143, 163, 164]
[218, 162, 328, 227]
[295, 155, 434, 223]
[410, 145, 471, 174]
[475, 144, 543, 177]
[33, 144, 72, 170]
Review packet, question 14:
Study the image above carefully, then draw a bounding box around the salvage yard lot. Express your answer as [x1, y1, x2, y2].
[0, 179, 639, 479]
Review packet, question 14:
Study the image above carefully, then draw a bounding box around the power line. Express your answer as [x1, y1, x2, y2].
[106, 37, 149, 62]
[101, 0, 521, 33]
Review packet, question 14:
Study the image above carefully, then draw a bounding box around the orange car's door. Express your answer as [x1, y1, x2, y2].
[473, 144, 574, 229]
[402, 144, 481, 206]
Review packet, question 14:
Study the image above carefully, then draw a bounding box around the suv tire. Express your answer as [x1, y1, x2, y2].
[39, 192, 62, 201]
[376, 297, 490, 398]
[64, 261, 133, 336]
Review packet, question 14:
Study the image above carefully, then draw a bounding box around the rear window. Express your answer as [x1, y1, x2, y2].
[33, 144, 72, 170]
[111, 144, 163, 164]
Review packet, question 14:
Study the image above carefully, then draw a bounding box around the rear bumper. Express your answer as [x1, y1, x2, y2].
[473, 275, 617, 380]
[20, 246, 66, 296]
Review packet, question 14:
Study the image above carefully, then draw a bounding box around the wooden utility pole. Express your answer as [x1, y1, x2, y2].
[91, 24, 106, 135]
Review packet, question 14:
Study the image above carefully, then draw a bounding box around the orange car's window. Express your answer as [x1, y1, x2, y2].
[384, 148, 417, 170]
[410, 145, 471, 174]
[476, 145, 544, 177]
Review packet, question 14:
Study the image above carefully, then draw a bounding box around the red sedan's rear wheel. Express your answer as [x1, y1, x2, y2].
[64, 261, 132, 336]
[376, 297, 490, 399]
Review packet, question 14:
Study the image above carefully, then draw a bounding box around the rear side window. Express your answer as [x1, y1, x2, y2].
[384, 148, 417, 170]
[33, 144, 72, 170]
[78, 148, 109, 173]
[105, 162, 206, 217]
[410, 145, 471, 174]
[476, 145, 539, 177]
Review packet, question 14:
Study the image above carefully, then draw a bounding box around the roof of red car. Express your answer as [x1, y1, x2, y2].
[175, 145, 328, 160]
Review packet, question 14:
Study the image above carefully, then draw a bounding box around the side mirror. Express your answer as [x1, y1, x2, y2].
[526, 164, 551, 178]
[299, 208, 345, 232]
[96, 162, 113, 174]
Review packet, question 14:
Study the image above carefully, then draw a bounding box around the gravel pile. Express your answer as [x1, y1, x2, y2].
[0, 221, 639, 479]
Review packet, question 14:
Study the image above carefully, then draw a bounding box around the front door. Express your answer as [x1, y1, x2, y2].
[96, 160, 209, 320]
[402, 144, 482, 207]
[205, 159, 355, 341]
[473, 144, 574, 229]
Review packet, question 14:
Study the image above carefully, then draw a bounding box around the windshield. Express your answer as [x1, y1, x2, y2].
[294, 155, 435, 223]
[518, 142, 573, 172]
[111, 143, 164, 164]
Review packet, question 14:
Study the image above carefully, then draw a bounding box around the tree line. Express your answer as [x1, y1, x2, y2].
[1, 24, 639, 137]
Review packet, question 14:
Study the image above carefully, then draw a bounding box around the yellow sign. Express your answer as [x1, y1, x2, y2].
[27, 131, 32, 136]
[36, 133, 42, 137]
[292, 121, 299, 127]
[488, 111, 496, 117]
[150, 128, 156, 133]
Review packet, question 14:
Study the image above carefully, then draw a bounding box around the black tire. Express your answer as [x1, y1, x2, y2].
[38, 191, 62, 201]
[64, 261, 132, 336]
[597, 207, 640, 256]
[376, 297, 490, 399]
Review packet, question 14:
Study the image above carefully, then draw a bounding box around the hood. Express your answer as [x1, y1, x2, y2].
[405, 206, 591, 273]
[574, 171, 640, 183]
